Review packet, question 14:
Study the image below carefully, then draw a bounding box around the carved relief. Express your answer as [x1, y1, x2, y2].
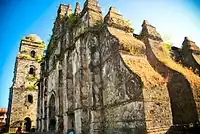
[125, 79, 142, 100]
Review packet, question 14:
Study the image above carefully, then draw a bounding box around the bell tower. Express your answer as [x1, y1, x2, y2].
[7, 34, 45, 133]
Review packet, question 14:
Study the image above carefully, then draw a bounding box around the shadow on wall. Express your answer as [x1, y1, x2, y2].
[103, 124, 146, 134]
[166, 124, 200, 134]
[144, 38, 199, 127]
[167, 73, 198, 125]
[48, 94, 56, 132]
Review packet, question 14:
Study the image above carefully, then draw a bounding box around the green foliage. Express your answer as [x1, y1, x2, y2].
[67, 14, 81, 29]
[96, 19, 104, 25]
[52, 36, 57, 44]
[26, 75, 39, 81]
[36, 56, 44, 63]
[124, 20, 134, 33]
[68, 14, 77, 26]
[27, 84, 37, 90]
[24, 49, 29, 53]
[125, 20, 132, 27]
[163, 43, 172, 50]
[20, 54, 32, 60]
[84, 25, 89, 32]
[59, 15, 64, 21]
[38, 44, 46, 49]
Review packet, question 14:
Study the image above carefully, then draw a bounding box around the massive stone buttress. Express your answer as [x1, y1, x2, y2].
[37, 0, 200, 134]
[171, 37, 200, 75]
[140, 20, 200, 132]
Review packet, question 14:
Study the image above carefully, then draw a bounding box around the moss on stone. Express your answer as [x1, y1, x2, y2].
[38, 44, 46, 49]
[26, 84, 37, 90]
[19, 54, 32, 60]
[36, 56, 44, 63]
[67, 14, 81, 29]
[26, 75, 39, 81]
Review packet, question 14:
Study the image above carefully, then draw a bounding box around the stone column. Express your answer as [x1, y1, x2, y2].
[63, 113, 69, 134]
[46, 101, 50, 131]
[75, 109, 82, 134]
[55, 115, 59, 132]
[41, 118, 44, 131]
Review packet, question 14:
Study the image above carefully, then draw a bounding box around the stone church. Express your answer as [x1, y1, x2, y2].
[36, 0, 200, 133]
[8, 0, 200, 133]
[7, 34, 45, 133]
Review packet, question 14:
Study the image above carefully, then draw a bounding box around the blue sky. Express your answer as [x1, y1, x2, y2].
[0, 0, 199, 108]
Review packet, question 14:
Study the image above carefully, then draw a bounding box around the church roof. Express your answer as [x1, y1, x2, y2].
[0, 108, 7, 113]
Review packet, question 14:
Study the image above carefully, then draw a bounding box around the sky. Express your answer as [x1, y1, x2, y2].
[0, 0, 199, 108]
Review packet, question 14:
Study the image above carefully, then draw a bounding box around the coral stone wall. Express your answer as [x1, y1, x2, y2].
[8, 35, 45, 133]
[37, 0, 200, 134]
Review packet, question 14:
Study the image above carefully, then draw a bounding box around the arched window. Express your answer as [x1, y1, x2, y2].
[28, 95, 33, 104]
[29, 68, 34, 75]
[30, 50, 36, 58]
[29, 66, 36, 75]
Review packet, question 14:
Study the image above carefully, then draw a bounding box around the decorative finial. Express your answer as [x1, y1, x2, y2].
[81, 0, 103, 27]
[83, 0, 101, 13]
[140, 20, 162, 41]
[142, 20, 150, 27]
[182, 36, 198, 50]
[185, 36, 190, 41]
[144, 20, 149, 24]
[66, 4, 73, 16]
[58, 4, 68, 16]
[75, 2, 81, 15]
[109, 7, 117, 13]
[104, 6, 134, 33]
[85, 0, 99, 5]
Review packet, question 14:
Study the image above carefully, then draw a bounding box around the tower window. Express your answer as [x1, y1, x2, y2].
[29, 67, 35, 75]
[31, 50, 36, 58]
[28, 95, 33, 104]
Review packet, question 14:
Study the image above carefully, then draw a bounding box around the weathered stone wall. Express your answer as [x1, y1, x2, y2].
[140, 21, 200, 127]
[172, 37, 200, 75]
[99, 28, 147, 134]
[9, 88, 38, 132]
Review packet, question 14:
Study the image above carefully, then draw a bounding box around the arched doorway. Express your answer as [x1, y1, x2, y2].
[49, 95, 56, 131]
[24, 117, 31, 132]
